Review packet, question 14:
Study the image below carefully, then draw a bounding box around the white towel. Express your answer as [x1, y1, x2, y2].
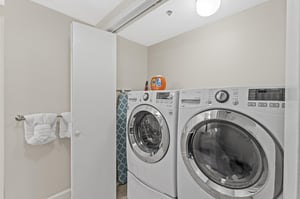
[24, 113, 57, 145]
[59, 112, 71, 138]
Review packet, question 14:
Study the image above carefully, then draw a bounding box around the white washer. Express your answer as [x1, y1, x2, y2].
[177, 87, 284, 199]
[127, 90, 179, 199]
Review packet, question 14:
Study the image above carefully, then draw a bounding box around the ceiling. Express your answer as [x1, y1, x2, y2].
[0, 0, 4, 6]
[118, 0, 270, 46]
[31, 0, 270, 46]
[31, 0, 124, 26]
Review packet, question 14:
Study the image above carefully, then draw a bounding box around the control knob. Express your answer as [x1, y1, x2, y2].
[215, 90, 230, 103]
[143, 93, 150, 101]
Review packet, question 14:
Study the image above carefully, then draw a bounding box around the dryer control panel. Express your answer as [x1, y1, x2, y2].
[179, 87, 285, 110]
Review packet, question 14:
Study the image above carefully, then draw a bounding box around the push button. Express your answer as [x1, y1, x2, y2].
[248, 102, 256, 107]
[258, 102, 268, 107]
[269, 103, 280, 108]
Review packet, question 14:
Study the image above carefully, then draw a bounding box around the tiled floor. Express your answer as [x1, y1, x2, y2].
[117, 184, 127, 199]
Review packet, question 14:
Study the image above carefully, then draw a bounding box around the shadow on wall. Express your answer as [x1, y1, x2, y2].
[46, 188, 71, 199]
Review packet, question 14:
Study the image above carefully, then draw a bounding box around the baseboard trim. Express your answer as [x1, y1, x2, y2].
[47, 189, 71, 199]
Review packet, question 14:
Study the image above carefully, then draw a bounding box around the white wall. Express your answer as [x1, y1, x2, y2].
[283, 0, 300, 198]
[148, 0, 286, 89]
[117, 36, 148, 90]
[0, 16, 4, 199]
[1, 0, 73, 198]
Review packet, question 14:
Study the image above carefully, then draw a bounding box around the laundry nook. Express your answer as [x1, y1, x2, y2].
[0, 0, 299, 199]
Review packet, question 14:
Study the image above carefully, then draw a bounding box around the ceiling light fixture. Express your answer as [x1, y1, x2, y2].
[196, 0, 221, 17]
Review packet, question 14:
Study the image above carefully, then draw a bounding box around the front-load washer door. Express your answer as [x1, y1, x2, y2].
[128, 105, 170, 163]
[181, 109, 283, 198]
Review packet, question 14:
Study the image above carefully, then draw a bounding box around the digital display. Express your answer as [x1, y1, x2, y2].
[157, 92, 172, 100]
[248, 88, 285, 101]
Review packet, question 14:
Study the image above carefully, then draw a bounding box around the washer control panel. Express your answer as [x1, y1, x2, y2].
[128, 91, 178, 110]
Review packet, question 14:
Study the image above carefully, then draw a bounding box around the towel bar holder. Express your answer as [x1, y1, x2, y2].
[116, 89, 131, 92]
[15, 114, 63, 121]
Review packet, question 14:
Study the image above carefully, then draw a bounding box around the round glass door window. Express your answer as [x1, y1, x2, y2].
[181, 109, 273, 198]
[128, 105, 170, 163]
[134, 112, 162, 153]
[189, 120, 264, 189]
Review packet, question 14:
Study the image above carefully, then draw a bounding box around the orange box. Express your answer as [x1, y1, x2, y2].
[151, 75, 166, 90]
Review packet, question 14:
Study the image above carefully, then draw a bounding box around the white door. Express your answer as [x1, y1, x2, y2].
[71, 22, 116, 199]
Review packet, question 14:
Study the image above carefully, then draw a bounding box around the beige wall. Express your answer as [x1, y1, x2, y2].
[1, 0, 73, 198]
[117, 36, 148, 90]
[148, 0, 286, 89]
[0, 16, 4, 199]
[0, 1, 148, 198]
[0, 1, 147, 198]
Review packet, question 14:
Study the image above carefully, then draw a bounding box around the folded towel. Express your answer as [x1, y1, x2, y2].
[59, 112, 71, 138]
[24, 113, 57, 145]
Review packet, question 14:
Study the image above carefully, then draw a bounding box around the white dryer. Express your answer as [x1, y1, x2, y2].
[177, 87, 284, 199]
[127, 90, 179, 199]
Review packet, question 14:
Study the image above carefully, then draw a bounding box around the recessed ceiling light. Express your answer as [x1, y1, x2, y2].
[196, 0, 221, 17]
